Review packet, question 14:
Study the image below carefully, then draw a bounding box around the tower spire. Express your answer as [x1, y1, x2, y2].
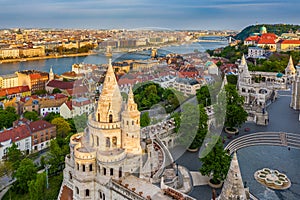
[285, 55, 296, 76]
[218, 152, 249, 200]
[95, 48, 122, 123]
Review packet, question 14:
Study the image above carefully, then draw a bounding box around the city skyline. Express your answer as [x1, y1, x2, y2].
[0, 0, 299, 30]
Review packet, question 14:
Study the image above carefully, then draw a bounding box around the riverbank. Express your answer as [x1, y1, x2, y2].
[0, 52, 98, 64]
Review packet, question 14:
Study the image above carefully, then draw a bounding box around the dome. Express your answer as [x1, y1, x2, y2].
[276, 72, 283, 78]
[260, 26, 267, 34]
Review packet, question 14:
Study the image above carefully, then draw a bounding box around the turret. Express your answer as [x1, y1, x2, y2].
[121, 87, 142, 154]
[218, 152, 249, 200]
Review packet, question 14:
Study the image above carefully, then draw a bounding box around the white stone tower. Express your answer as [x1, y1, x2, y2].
[121, 87, 142, 154]
[285, 56, 296, 84]
[291, 62, 300, 110]
[49, 66, 54, 81]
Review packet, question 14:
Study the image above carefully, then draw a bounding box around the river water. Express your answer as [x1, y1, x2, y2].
[0, 40, 227, 76]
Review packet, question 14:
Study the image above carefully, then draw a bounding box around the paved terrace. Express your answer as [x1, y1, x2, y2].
[175, 89, 300, 200]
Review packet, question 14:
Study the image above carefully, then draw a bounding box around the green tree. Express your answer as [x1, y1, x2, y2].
[73, 114, 88, 132]
[23, 111, 39, 121]
[52, 88, 62, 94]
[6, 143, 23, 171]
[0, 106, 19, 129]
[14, 158, 37, 194]
[225, 85, 248, 130]
[47, 139, 69, 172]
[226, 74, 238, 85]
[199, 136, 231, 184]
[28, 172, 46, 200]
[51, 117, 71, 138]
[189, 104, 208, 149]
[0, 161, 13, 178]
[196, 85, 211, 106]
[140, 112, 150, 127]
[43, 112, 60, 122]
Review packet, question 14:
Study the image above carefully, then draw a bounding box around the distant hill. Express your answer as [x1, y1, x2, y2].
[235, 24, 300, 41]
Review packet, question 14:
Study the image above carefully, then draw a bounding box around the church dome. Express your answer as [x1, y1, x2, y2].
[260, 26, 267, 34]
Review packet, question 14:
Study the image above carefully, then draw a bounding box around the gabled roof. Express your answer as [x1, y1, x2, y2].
[28, 120, 55, 133]
[0, 124, 31, 143]
[258, 38, 276, 44]
[0, 86, 30, 97]
[47, 80, 75, 90]
[279, 40, 300, 44]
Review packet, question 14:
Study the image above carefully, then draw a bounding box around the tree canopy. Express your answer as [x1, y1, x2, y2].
[225, 85, 248, 129]
[6, 142, 23, 172]
[23, 111, 39, 121]
[14, 158, 37, 194]
[51, 117, 71, 138]
[0, 106, 19, 129]
[199, 136, 231, 184]
[140, 112, 150, 127]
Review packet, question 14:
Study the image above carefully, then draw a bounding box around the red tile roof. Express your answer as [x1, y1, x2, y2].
[0, 86, 30, 97]
[279, 40, 300, 44]
[245, 36, 260, 42]
[47, 80, 75, 90]
[60, 185, 73, 200]
[29, 74, 42, 79]
[258, 38, 276, 44]
[28, 120, 55, 133]
[65, 101, 73, 110]
[0, 124, 31, 143]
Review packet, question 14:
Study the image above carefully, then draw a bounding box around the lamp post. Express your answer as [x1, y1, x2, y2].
[45, 164, 50, 189]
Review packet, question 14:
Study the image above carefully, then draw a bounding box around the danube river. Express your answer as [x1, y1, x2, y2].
[0, 40, 227, 75]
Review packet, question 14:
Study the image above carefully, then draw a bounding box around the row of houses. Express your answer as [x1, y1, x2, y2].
[0, 47, 45, 59]
[0, 119, 56, 160]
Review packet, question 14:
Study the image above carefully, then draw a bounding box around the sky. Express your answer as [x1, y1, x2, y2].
[0, 0, 299, 30]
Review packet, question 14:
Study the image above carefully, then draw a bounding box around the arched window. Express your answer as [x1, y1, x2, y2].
[89, 164, 93, 171]
[106, 137, 110, 148]
[110, 168, 114, 176]
[109, 114, 113, 123]
[103, 167, 106, 175]
[99, 190, 102, 199]
[76, 187, 79, 194]
[132, 121, 134, 125]
[98, 113, 100, 122]
[77, 163, 79, 170]
[86, 189, 90, 197]
[103, 193, 105, 200]
[98, 165, 100, 173]
[119, 167, 122, 178]
[82, 164, 85, 172]
[97, 136, 99, 146]
[69, 171, 72, 180]
[112, 136, 117, 147]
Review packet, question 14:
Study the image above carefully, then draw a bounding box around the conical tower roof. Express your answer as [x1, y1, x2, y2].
[218, 152, 249, 200]
[95, 56, 122, 123]
[285, 56, 296, 75]
[239, 55, 251, 79]
[240, 54, 247, 66]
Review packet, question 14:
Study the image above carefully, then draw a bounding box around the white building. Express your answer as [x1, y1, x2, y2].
[60, 97, 94, 119]
[39, 97, 67, 117]
[58, 57, 194, 200]
[171, 77, 201, 96]
[0, 125, 31, 160]
[248, 47, 265, 58]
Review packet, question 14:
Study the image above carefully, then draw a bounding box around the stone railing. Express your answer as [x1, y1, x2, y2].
[225, 132, 300, 154]
[111, 180, 147, 200]
[97, 148, 126, 163]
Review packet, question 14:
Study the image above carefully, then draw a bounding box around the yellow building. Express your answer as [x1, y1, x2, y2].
[0, 48, 20, 59]
[19, 47, 45, 57]
[0, 73, 19, 89]
[276, 40, 300, 52]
